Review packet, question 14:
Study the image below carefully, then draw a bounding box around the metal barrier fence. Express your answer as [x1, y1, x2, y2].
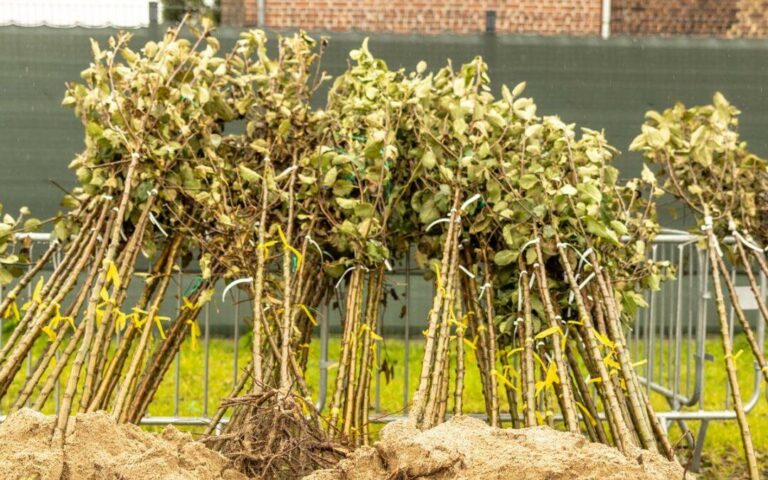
[0, 231, 765, 469]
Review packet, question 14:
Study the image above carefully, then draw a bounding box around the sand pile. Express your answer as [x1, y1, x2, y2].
[0, 408, 246, 480]
[306, 416, 688, 480]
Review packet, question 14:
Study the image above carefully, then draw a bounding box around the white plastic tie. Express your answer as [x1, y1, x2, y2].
[734, 231, 764, 253]
[149, 212, 169, 237]
[306, 234, 324, 259]
[460, 194, 482, 212]
[578, 272, 596, 291]
[520, 238, 540, 254]
[335, 266, 357, 290]
[477, 282, 491, 300]
[384, 259, 393, 272]
[426, 218, 450, 232]
[459, 265, 475, 279]
[576, 247, 593, 273]
[275, 165, 298, 180]
[714, 238, 724, 258]
[101, 194, 113, 201]
[222, 277, 253, 302]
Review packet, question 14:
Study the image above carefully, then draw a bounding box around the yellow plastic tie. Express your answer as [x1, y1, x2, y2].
[277, 225, 303, 268]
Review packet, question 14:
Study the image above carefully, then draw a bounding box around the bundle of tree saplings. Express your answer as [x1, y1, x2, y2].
[631, 93, 768, 479]
[190, 31, 347, 477]
[384, 54, 675, 461]
[0, 21, 236, 445]
[0, 24, 694, 478]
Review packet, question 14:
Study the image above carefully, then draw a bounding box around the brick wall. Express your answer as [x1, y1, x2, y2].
[610, 0, 768, 38]
[728, 0, 768, 37]
[220, 0, 768, 38]
[221, 0, 602, 35]
[610, 0, 739, 36]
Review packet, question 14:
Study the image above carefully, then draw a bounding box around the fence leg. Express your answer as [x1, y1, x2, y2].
[690, 419, 709, 473]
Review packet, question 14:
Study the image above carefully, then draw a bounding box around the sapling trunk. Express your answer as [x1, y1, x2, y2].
[11, 229, 107, 412]
[565, 345, 608, 444]
[0, 204, 99, 372]
[704, 225, 759, 480]
[54, 195, 129, 445]
[250, 161, 271, 392]
[111, 234, 181, 423]
[518, 258, 537, 427]
[480, 247, 500, 427]
[126, 294, 207, 423]
[87, 244, 172, 412]
[593, 272, 676, 459]
[80, 196, 154, 409]
[556, 239, 634, 453]
[0, 204, 109, 399]
[589, 256, 657, 451]
[533, 238, 578, 432]
[423, 220, 461, 428]
[498, 351, 520, 428]
[329, 267, 362, 430]
[0, 240, 58, 332]
[454, 293, 465, 416]
[736, 241, 768, 333]
[411, 191, 461, 427]
[714, 250, 768, 385]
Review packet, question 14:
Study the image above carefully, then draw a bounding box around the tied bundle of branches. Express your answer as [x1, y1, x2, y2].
[393, 54, 674, 461]
[0, 20, 235, 444]
[195, 31, 346, 477]
[0, 25, 686, 476]
[631, 92, 768, 479]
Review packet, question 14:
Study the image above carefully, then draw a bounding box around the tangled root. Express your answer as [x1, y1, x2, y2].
[206, 389, 348, 479]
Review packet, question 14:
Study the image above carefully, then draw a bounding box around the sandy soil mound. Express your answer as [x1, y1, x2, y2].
[306, 416, 688, 480]
[0, 408, 246, 480]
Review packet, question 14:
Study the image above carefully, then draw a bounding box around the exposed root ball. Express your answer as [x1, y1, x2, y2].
[208, 390, 348, 479]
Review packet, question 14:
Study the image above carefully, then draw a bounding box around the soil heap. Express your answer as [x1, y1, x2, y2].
[0, 408, 246, 480]
[305, 416, 689, 480]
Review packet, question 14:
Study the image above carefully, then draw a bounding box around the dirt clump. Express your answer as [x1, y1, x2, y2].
[0, 408, 246, 480]
[305, 415, 689, 480]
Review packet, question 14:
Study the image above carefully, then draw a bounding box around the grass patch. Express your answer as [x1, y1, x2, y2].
[2, 332, 765, 478]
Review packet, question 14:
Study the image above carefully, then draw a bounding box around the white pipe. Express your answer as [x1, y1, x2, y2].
[258, 0, 265, 27]
[601, 0, 611, 39]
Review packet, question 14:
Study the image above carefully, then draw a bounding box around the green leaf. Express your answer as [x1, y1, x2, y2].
[0, 266, 13, 286]
[336, 198, 359, 210]
[578, 183, 602, 204]
[238, 165, 260, 184]
[323, 167, 338, 187]
[421, 150, 436, 170]
[586, 218, 620, 246]
[494, 249, 518, 266]
[354, 202, 375, 218]
[519, 174, 538, 190]
[641, 164, 656, 185]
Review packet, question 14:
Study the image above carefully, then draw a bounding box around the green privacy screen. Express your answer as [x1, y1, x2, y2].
[2, 26, 768, 224]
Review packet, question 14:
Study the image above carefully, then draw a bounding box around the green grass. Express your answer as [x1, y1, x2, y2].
[149, 334, 766, 478]
[2, 333, 766, 478]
